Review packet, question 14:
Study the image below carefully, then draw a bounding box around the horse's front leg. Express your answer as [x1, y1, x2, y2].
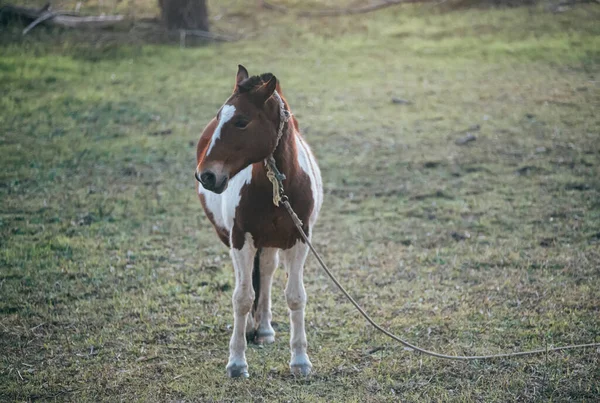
[281, 241, 312, 376]
[226, 235, 256, 378]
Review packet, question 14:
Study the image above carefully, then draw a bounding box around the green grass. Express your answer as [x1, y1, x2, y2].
[1, 2, 600, 401]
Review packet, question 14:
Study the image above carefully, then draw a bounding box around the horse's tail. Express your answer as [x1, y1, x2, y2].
[251, 248, 261, 318]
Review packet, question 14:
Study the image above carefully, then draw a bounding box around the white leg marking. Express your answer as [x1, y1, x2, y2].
[281, 240, 312, 376]
[227, 233, 256, 378]
[206, 104, 235, 157]
[254, 248, 278, 344]
[221, 166, 252, 230]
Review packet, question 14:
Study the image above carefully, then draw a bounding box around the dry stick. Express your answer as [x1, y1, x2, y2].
[29, 322, 45, 332]
[262, 0, 435, 17]
[47, 14, 125, 29]
[179, 29, 236, 48]
[1, 4, 125, 35]
[282, 199, 600, 361]
[22, 11, 57, 35]
[179, 29, 235, 42]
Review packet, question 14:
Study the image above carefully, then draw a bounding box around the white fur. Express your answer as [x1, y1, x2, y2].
[227, 232, 256, 378]
[198, 165, 252, 232]
[295, 135, 323, 227]
[206, 104, 236, 157]
[281, 240, 312, 375]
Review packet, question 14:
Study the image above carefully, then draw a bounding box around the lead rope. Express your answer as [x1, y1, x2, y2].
[281, 198, 599, 360]
[265, 90, 290, 207]
[265, 94, 600, 361]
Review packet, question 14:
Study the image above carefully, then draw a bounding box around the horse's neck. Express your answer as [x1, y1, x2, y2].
[272, 123, 300, 181]
[251, 122, 300, 192]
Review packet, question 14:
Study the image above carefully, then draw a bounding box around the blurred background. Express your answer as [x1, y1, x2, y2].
[1, 1, 599, 401]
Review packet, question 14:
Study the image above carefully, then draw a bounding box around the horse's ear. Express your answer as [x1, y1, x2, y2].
[254, 75, 277, 104]
[235, 65, 249, 88]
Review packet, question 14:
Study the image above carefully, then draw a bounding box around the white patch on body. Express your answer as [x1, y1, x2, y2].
[206, 104, 236, 157]
[295, 135, 323, 227]
[198, 165, 252, 232]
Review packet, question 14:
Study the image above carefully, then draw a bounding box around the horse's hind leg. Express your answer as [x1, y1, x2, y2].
[226, 235, 256, 378]
[281, 241, 312, 376]
[253, 248, 278, 344]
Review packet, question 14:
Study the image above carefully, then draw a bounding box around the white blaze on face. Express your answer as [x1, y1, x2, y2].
[206, 104, 236, 157]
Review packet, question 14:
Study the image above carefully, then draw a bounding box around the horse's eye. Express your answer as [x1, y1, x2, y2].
[234, 119, 249, 129]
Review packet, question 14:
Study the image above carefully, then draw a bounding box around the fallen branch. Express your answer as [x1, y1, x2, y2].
[178, 29, 237, 47]
[47, 14, 125, 29]
[551, 0, 600, 11]
[22, 10, 56, 35]
[262, 0, 435, 17]
[180, 29, 235, 41]
[0, 4, 125, 34]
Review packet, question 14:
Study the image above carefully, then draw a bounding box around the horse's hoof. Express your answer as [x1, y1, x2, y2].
[290, 355, 312, 376]
[256, 334, 275, 345]
[255, 330, 275, 345]
[290, 363, 312, 376]
[226, 362, 249, 378]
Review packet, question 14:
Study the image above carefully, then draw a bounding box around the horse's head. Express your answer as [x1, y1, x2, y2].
[196, 65, 283, 194]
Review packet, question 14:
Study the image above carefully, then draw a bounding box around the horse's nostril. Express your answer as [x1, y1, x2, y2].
[200, 171, 216, 189]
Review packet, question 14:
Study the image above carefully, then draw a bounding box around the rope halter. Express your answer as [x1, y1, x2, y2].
[265, 90, 291, 207]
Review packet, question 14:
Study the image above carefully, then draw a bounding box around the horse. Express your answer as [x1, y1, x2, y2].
[195, 65, 323, 378]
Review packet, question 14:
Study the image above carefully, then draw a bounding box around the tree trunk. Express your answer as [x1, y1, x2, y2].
[158, 0, 209, 31]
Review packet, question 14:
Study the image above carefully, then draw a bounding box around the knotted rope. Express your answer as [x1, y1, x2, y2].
[265, 90, 291, 207]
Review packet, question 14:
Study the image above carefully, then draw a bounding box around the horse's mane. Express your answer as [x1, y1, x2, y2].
[237, 73, 274, 93]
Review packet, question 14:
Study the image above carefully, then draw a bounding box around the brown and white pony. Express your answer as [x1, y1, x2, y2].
[195, 65, 323, 378]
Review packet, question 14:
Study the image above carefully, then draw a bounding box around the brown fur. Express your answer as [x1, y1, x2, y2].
[196, 69, 314, 250]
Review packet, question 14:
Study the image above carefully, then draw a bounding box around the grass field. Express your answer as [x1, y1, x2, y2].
[1, 1, 600, 401]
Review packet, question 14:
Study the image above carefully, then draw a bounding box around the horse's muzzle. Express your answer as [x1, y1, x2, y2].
[196, 169, 228, 194]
